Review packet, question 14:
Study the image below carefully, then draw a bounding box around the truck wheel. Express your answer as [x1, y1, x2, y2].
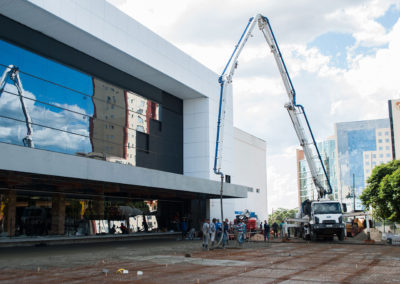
[338, 230, 345, 241]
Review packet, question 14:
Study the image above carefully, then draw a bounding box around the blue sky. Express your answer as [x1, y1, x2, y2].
[308, 32, 356, 69]
[377, 4, 400, 30]
[307, 4, 400, 69]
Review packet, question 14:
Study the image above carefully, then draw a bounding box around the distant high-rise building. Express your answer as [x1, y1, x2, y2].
[335, 119, 391, 211]
[297, 137, 338, 206]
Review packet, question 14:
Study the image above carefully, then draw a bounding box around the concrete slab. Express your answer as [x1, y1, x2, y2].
[0, 240, 399, 283]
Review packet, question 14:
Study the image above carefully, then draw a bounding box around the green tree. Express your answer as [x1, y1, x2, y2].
[360, 160, 400, 222]
[268, 208, 298, 224]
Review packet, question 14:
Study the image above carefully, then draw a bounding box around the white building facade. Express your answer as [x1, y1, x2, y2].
[0, 0, 266, 237]
[210, 128, 268, 222]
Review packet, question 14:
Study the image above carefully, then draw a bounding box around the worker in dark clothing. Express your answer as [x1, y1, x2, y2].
[180, 218, 188, 240]
[272, 222, 278, 238]
[263, 220, 270, 242]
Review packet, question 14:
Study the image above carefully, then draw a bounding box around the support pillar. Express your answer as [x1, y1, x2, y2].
[6, 190, 16, 237]
[51, 194, 66, 235]
[93, 197, 105, 219]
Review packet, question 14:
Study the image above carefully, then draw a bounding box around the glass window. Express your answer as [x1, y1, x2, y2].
[385, 139, 389, 143]
[0, 38, 162, 168]
[386, 153, 391, 158]
[379, 154, 383, 158]
[385, 131, 389, 136]
[312, 203, 341, 214]
[386, 146, 390, 150]
[378, 132, 382, 136]
[378, 139, 382, 143]
[372, 154, 376, 158]
[379, 147, 383, 150]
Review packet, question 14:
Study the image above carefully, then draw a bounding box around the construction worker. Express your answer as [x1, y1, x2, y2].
[202, 219, 210, 250]
[236, 219, 245, 245]
[272, 222, 278, 238]
[222, 218, 229, 248]
[210, 218, 216, 246]
[263, 220, 270, 242]
[280, 220, 284, 238]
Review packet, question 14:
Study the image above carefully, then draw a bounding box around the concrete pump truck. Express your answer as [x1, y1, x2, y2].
[213, 14, 346, 241]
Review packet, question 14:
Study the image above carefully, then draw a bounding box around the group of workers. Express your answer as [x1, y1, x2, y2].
[262, 220, 289, 241]
[202, 217, 289, 249]
[201, 218, 234, 250]
[201, 218, 289, 249]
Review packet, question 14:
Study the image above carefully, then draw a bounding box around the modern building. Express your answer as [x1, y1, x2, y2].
[297, 137, 338, 206]
[0, 0, 266, 238]
[335, 119, 392, 211]
[210, 128, 267, 222]
[297, 118, 393, 211]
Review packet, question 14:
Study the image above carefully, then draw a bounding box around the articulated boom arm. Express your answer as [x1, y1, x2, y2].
[214, 14, 332, 198]
[0, 65, 34, 148]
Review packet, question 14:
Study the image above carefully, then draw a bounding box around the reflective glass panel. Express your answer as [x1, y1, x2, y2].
[0, 39, 160, 166]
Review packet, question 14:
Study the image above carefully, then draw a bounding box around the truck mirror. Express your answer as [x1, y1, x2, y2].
[342, 203, 347, 213]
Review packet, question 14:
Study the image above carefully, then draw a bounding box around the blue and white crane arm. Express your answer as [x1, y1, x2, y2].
[0, 65, 34, 148]
[214, 14, 332, 199]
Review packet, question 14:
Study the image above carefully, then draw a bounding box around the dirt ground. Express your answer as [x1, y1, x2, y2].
[0, 238, 399, 283]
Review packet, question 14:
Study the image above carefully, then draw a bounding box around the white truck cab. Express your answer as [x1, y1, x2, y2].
[308, 200, 346, 241]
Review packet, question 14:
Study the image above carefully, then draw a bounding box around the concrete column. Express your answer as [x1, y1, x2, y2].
[190, 199, 206, 231]
[51, 194, 66, 235]
[93, 197, 105, 219]
[6, 190, 16, 237]
[206, 199, 210, 219]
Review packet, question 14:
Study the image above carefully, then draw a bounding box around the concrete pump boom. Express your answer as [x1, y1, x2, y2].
[0, 65, 34, 148]
[214, 14, 332, 199]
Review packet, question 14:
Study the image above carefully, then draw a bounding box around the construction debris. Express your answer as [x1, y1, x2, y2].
[250, 234, 264, 241]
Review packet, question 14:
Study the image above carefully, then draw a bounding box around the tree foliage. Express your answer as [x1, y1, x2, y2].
[268, 208, 298, 224]
[360, 160, 400, 222]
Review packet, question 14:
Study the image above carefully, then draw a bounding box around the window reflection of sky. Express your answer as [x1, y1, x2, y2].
[0, 38, 94, 155]
[0, 39, 94, 114]
[0, 39, 160, 163]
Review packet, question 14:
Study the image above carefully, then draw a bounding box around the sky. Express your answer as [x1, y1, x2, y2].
[106, 0, 400, 212]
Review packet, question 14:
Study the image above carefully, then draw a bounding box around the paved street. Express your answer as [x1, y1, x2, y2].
[0, 239, 399, 283]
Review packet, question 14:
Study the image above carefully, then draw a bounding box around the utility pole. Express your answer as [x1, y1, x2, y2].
[352, 173, 355, 212]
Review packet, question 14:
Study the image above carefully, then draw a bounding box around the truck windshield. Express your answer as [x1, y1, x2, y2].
[313, 203, 341, 214]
